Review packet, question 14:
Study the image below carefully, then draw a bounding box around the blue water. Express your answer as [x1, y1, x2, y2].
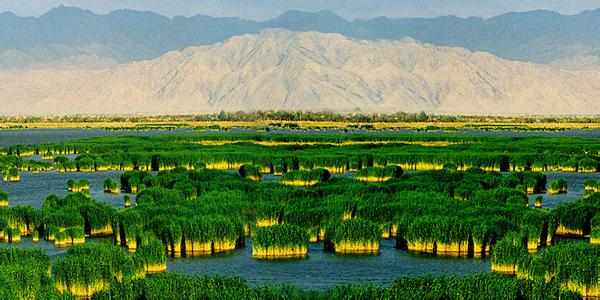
[169, 239, 489, 289]
[527, 172, 600, 208]
[0, 171, 129, 208]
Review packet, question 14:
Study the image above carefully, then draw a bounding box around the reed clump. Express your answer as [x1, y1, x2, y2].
[103, 178, 120, 194]
[327, 219, 381, 255]
[252, 224, 308, 259]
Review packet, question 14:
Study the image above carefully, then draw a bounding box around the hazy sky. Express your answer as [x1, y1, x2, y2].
[2, 0, 600, 20]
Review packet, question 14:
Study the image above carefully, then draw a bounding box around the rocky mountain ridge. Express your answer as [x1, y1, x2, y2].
[1, 30, 599, 116]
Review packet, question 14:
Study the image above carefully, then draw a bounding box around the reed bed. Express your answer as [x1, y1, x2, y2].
[0, 189, 8, 208]
[516, 242, 600, 298]
[104, 178, 120, 194]
[548, 179, 568, 195]
[327, 219, 381, 255]
[238, 164, 262, 182]
[1, 131, 599, 299]
[281, 169, 330, 187]
[491, 232, 527, 276]
[67, 179, 90, 193]
[355, 166, 403, 183]
[585, 180, 600, 194]
[252, 224, 308, 259]
[53, 243, 144, 298]
[2, 167, 20, 182]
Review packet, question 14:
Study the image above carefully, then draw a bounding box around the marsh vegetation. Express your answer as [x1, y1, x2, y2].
[0, 130, 599, 298]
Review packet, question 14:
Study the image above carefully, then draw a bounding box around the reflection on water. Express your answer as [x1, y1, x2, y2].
[2, 235, 593, 290]
[0, 238, 489, 289]
[169, 239, 490, 289]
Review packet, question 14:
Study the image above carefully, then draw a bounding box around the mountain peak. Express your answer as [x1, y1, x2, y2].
[255, 28, 347, 39]
[577, 8, 600, 17]
[42, 5, 95, 18]
[0, 11, 17, 18]
[269, 10, 349, 30]
[2, 30, 599, 116]
[2, 6, 600, 68]
[275, 10, 346, 20]
[489, 9, 561, 22]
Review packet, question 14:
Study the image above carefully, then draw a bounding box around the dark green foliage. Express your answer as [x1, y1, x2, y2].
[355, 166, 403, 181]
[405, 216, 470, 244]
[0, 248, 57, 299]
[136, 236, 167, 267]
[518, 242, 600, 291]
[121, 171, 150, 193]
[238, 164, 262, 180]
[1, 132, 600, 298]
[253, 224, 309, 249]
[53, 243, 144, 291]
[0, 216, 593, 300]
[553, 194, 600, 234]
[330, 219, 381, 244]
[517, 172, 547, 194]
[282, 168, 331, 184]
[491, 232, 527, 266]
[124, 274, 252, 299]
[95, 272, 585, 300]
[0, 188, 7, 202]
[66, 179, 90, 193]
[103, 178, 119, 192]
[548, 179, 568, 194]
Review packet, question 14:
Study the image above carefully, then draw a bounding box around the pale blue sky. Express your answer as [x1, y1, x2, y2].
[1, 0, 600, 20]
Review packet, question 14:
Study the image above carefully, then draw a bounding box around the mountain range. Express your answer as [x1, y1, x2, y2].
[4, 6, 600, 69]
[2, 30, 599, 116]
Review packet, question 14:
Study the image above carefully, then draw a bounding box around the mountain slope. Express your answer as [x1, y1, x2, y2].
[1, 30, 599, 116]
[0, 6, 262, 69]
[5, 7, 600, 68]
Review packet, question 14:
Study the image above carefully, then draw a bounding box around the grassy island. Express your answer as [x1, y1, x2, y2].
[327, 219, 381, 255]
[252, 224, 309, 259]
[103, 178, 120, 194]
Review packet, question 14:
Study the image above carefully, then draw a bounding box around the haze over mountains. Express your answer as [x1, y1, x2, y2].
[1, 6, 600, 116]
[2, 30, 599, 116]
[4, 1, 600, 20]
[4, 6, 600, 69]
